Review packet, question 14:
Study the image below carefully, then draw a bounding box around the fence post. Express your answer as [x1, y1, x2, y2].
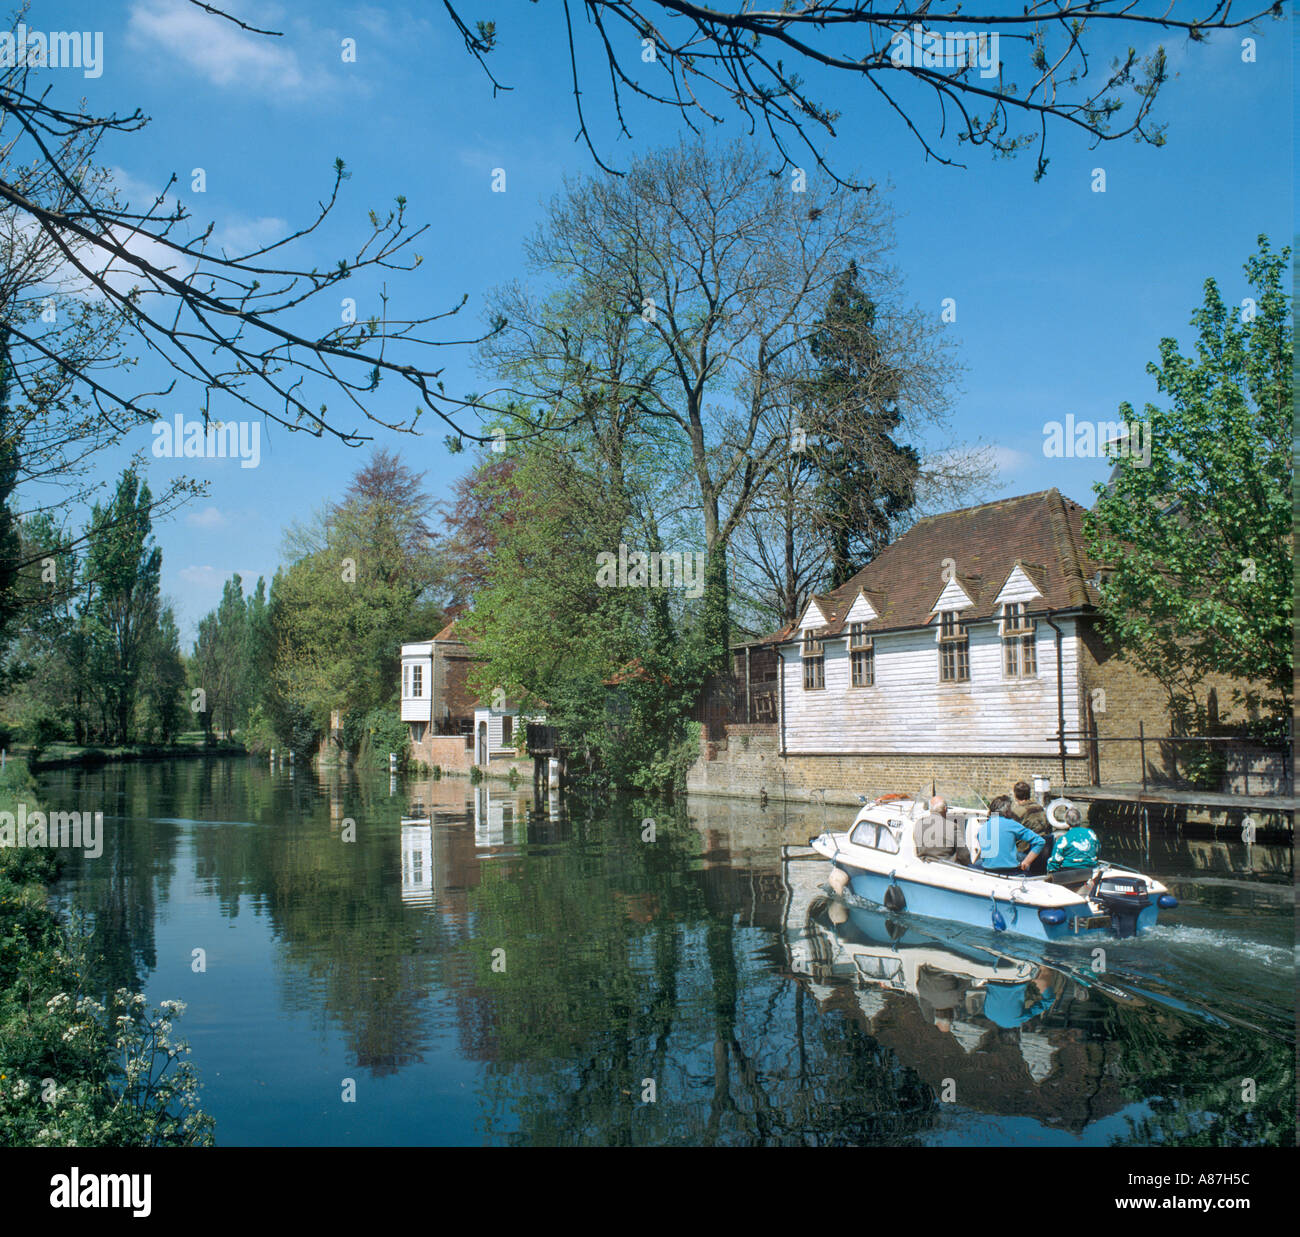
[1139, 721, 1146, 796]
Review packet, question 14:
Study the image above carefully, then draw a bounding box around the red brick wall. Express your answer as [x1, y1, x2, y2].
[1077, 620, 1273, 785]
[686, 724, 1080, 805]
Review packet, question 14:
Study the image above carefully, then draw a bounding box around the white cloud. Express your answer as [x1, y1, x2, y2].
[986, 444, 1031, 473]
[924, 442, 1029, 475]
[126, 0, 315, 96]
[186, 506, 229, 530]
[215, 216, 288, 255]
[178, 564, 225, 588]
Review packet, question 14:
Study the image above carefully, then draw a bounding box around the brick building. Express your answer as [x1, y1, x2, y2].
[688, 489, 1281, 803]
[400, 620, 528, 773]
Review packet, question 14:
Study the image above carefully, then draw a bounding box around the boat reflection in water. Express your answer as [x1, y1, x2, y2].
[782, 847, 1138, 1130]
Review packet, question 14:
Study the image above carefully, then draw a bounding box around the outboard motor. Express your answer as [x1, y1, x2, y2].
[1095, 874, 1150, 938]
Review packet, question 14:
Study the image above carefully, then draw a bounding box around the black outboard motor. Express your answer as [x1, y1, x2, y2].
[1096, 874, 1150, 938]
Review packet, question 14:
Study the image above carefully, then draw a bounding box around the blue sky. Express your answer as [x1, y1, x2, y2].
[21, 1, 1295, 640]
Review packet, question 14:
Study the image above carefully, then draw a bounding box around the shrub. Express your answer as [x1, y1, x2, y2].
[0, 761, 213, 1146]
[354, 706, 410, 770]
[242, 704, 277, 757]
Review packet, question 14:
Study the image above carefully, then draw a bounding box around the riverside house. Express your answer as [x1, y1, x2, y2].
[399, 620, 524, 772]
[689, 489, 1279, 802]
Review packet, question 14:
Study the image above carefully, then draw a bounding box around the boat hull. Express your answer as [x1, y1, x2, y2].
[837, 862, 1160, 942]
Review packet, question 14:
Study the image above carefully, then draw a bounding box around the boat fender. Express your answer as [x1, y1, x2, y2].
[989, 895, 1006, 933]
[883, 871, 905, 913]
[1157, 893, 1178, 909]
[828, 866, 850, 895]
[1039, 908, 1066, 926]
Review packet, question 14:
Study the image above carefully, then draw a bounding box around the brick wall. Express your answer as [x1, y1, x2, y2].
[417, 733, 474, 771]
[1077, 621, 1275, 786]
[436, 647, 478, 729]
[686, 723, 1081, 805]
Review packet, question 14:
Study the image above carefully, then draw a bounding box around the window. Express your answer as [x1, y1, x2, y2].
[802, 628, 825, 690]
[938, 611, 970, 682]
[849, 623, 874, 687]
[502, 715, 513, 745]
[412, 664, 424, 697]
[849, 820, 900, 854]
[409, 722, 427, 744]
[1002, 602, 1037, 678]
[403, 665, 410, 697]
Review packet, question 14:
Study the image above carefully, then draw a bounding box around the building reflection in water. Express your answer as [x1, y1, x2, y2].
[399, 778, 571, 908]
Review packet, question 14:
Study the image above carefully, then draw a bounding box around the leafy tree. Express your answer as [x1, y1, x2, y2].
[268, 450, 444, 753]
[82, 468, 163, 744]
[1084, 235, 1292, 725]
[136, 606, 186, 743]
[484, 139, 957, 668]
[462, 439, 711, 794]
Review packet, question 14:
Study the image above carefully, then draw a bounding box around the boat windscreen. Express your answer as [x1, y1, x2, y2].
[914, 781, 989, 814]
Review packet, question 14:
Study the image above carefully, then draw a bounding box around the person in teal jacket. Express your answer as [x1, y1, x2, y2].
[976, 796, 1045, 873]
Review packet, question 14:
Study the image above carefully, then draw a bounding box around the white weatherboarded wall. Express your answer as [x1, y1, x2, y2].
[780, 617, 1083, 755]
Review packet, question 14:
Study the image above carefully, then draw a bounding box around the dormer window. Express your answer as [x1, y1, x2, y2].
[938, 611, 969, 682]
[1002, 602, 1037, 678]
[802, 628, 825, 690]
[849, 622, 874, 687]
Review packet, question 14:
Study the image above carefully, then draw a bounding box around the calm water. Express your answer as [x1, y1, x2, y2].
[38, 759, 1296, 1146]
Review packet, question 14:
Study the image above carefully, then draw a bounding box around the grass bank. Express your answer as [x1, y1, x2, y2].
[0, 758, 214, 1146]
[24, 730, 247, 771]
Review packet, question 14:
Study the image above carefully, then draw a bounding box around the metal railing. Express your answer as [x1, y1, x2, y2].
[1050, 721, 1293, 796]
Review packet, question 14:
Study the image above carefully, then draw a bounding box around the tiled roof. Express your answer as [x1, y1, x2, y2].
[433, 619, 462, 642]
[771, 489, 1099, 643]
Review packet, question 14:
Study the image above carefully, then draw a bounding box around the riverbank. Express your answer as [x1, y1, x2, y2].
[0, 757, 214, 1146]
[23, 734, 247, 771]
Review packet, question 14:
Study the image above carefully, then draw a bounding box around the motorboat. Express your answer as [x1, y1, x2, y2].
[809, 790, 1178, 941]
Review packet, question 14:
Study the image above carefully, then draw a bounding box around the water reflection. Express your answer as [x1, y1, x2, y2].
[783, 850, 1138, 1130]
[35, 760, 1295, 1146]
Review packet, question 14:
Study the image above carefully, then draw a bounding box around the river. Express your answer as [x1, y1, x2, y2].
[37, 758, 1295, 1146]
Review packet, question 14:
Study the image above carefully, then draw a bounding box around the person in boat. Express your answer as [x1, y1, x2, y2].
[914, 796, 971, 864]
[1009, 781, 1052, 873]
[1047, 807, 1100, 873]
[975, 796, 1045, 875]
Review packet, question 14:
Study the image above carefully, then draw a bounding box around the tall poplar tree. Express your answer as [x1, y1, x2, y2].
[84, 467, 163, 743]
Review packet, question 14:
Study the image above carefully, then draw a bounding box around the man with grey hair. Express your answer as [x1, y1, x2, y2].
[914, 795, 971, 864]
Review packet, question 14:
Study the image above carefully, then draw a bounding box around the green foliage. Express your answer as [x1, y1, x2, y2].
[801, 260, 921, 586]
[135, 606, 186, 744]
[267, 449, 443, 754]
[353, 706, 410, 770]
[468, 765, 483, 785]
[0, 760, 212, 1145]
[82, 467, 163, 744]
[1084, 236, 1293, 722]
[462, 442, 712, 796]
[241, 703, 277, 757]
